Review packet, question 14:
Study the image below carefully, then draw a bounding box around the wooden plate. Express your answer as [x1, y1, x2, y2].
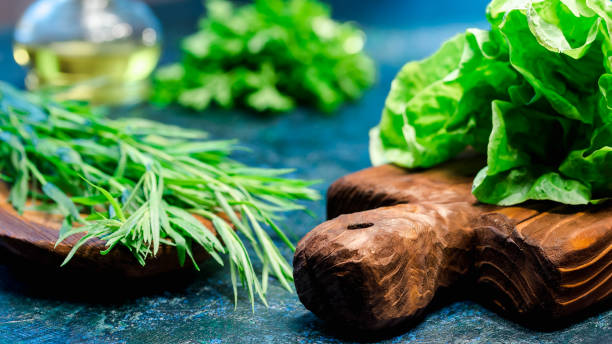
[0, 184, 211, 278]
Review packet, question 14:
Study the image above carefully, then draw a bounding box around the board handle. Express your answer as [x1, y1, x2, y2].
[293, 202, 478, 330]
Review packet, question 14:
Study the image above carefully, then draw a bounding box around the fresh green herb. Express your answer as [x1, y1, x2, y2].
[152, 0, 375, 113]
[370, 0, 612, 205]
[0, 82, 320, 304]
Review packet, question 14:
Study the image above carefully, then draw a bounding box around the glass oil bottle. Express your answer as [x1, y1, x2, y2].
[13, 0, 162, 105]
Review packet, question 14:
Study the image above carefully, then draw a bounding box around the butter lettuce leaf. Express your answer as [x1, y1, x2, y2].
[370, 29, 519, 168]
[371, 0, 612, 205]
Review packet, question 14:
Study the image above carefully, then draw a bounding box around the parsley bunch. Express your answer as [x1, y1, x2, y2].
[152, 0, 375, 113]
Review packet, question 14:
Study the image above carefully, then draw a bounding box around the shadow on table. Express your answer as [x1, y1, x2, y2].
[473, 291, 612, 332]
[0, 247, 220, 305]
[290, 281, 612, 343]
[290, 286, 471, 343]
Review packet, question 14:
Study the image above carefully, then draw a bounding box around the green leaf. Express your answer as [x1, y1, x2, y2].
[246, 86, 294, 112]
[473, 166, 591, 205]
[82, 177, 126, 222]
[371, 29, 518, 168]
[42, 182, 81, 220]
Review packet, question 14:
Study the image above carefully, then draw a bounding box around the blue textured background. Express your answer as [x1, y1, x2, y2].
[0, 0, 610, 343]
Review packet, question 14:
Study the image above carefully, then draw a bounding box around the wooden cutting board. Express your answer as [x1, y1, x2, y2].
[293, 157, 612, 331]
[0, 184, 211, 278]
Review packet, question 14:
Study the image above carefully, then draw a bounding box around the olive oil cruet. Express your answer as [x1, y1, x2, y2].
[13, 0, 162, 104]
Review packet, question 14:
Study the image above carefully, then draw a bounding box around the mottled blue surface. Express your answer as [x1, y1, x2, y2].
[0, 1, 611, 343]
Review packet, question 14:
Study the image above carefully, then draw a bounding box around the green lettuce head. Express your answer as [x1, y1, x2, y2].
[370, 0, 612, 205]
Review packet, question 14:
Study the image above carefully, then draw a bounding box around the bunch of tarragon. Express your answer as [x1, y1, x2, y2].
[0, 82, 320, 304]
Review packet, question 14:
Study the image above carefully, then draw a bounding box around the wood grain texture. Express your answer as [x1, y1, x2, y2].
[326, 157, 485, 220]
[294, 202, 478, 330]
[0, 185, 211, 278]
[294, 158, 612, 330]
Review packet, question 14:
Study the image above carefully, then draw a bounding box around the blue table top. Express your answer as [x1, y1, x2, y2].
[0, 1, 610, 343]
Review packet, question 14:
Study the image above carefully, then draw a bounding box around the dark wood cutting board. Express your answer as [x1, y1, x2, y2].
[0, 184, 211, 278]
[293, 157, 612, 331]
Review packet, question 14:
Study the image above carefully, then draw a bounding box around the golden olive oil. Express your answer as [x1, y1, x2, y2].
[13, 41, 161, 104]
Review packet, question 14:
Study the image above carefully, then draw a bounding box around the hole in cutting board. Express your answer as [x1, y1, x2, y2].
[347, 222, 374, 230]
